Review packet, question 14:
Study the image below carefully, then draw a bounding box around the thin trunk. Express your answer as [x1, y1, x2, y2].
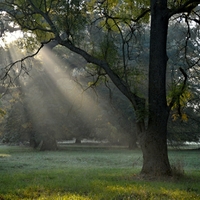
[140, 0, 171, 176]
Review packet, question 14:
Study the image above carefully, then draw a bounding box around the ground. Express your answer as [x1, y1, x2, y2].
[0, 144, 199, 199]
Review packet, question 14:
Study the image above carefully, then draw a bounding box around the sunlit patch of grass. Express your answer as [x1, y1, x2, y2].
[36, 193, 92, 200]
[2, 190, 92, 200]
[0, 153, 10, 158]
[160, 188, 199, 200]
[98, 181, 200, 200]
[3, 194, 92, 200]
[0, 181, 200, 200]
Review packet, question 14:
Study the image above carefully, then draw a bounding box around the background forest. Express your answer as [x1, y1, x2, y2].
[0, 24, 199, 149]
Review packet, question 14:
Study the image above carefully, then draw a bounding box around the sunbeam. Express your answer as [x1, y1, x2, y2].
[1, 42, 130, 149]
[36, 46, 105, 126]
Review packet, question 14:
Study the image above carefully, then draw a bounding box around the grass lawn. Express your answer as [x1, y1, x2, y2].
[0, 144, 199, 199]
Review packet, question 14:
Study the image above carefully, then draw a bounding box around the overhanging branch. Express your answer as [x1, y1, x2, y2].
[0, 39, 53, 84]
[58, 39, 146, 115]
[168, 0, 200, 18]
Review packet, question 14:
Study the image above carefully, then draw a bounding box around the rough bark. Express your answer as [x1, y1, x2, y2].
[139, 0, 171, 176]
[140, 119, 171, 176]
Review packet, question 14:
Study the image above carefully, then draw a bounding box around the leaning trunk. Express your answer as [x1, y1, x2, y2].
[140, 0, 171, 176]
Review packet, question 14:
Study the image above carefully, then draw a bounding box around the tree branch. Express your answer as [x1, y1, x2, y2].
[0, 39, 52, 84]
[168, 0, 200, 18]
[59, 38, 145, 114]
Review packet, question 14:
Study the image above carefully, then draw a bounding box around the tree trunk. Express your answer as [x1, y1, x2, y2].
[39, 134, 58, 151]
[140, 0, 171, 176]
[75, 138, 81, 144]
[30, 138, 37, 148]
[140, 118, 171, 176]
[141, 140, 171, 176]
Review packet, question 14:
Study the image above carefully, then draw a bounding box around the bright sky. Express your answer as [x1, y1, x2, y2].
[0, 30, 23, 48]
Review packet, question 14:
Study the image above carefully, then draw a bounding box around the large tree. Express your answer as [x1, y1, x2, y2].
[0, 0, 200, 176]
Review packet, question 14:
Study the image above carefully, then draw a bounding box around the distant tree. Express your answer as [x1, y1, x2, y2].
[1, 0, 200, 176]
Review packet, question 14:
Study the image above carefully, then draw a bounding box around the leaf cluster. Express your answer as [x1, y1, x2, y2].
[167, 83, 192, 121]
[2, 0, 88, 46]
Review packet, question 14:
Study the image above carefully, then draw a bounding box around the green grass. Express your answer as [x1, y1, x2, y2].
[0, 145, 200, 199]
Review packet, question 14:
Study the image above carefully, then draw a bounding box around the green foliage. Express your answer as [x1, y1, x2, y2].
[0, 108, 6, 117]
[7, 0, 87, 46]
[16, 33, 40, 52]
[1, 0, 150, 98]
[87, 0, 150, 23]
[167, 83, 192, 121]
[93, 35, 119, 66]
[168, 0, 198, 9]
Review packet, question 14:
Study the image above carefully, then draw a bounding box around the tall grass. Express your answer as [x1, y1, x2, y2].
[0, 145, 199, 199]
